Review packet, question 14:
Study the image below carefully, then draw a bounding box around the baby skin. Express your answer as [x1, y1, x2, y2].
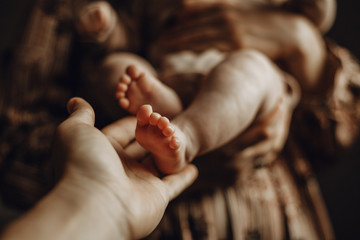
[76, 1, 129, 51]
[76, 1, 115, 42]
[117, 50, 287, 174]
[135, 105, 188, 174]
[116, 65, 182, 118]
[116, 65, 185, 174]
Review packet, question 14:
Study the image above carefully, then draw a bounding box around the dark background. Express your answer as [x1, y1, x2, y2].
[319, 2, 360, 239]
[0, 1, 359, 239]
[327, 1, 360, 58]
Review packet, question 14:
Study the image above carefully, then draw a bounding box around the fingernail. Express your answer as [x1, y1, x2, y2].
[67, 98, 77, 114]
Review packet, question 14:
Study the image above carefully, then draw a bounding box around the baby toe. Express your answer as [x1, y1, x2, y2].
[157, 116, 170, 130]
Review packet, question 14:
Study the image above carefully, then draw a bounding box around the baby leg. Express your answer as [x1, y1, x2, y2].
[136, 50, 287, 174]
[116, 65, 182, 118]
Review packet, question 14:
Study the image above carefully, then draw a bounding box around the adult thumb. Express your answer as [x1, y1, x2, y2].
[162, 164, 198, 200]
[66, 97, 95, 126]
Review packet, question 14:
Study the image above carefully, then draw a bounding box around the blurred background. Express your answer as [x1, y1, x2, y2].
[0, 0, 359, 239]
[319, 1, 360, 239]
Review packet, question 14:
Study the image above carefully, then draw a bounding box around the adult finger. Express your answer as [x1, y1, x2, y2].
[66, 97, 95, 126]
[161, 26, 228, 46]
[163, 11, 232, 39]
[162, 164, 198, 200]
[52, 98, 95, 180]
[124, 141, 148, 161]
[178, 3, 232, 21]
[174, 4, 241, 33]
[160, 35, 237, 53]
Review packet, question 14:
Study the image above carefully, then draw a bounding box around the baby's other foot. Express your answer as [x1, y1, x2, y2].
[76, 1, 115, 42]
[116, 65, 183, 117]
[135, 105, 187, 174]
[116, 65, 159, 115]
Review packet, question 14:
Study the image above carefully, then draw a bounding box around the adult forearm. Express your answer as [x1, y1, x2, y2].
[288, 0, 336, 33]
[240, 11, 326, 89]
[1, 177, 129, 240]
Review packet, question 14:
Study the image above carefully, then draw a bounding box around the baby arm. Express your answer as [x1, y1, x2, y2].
[75, 1, 133, 52]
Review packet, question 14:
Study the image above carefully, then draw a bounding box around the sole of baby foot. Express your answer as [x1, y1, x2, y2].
[135, 105, 186, 174]
[116, 65, 159, 115]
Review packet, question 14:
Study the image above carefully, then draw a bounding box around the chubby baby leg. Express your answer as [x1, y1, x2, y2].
[135, 105, 187, 174]
[168, 49, 287, 161]
[135, 50, 290, 175]
[116, 65, 182, 118]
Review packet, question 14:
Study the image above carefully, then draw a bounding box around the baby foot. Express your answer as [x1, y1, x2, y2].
[135, 105, 187, 174]
[76, 1, 116, 42]
[116, 65, 155, 114]
[116, 65, 182, 117]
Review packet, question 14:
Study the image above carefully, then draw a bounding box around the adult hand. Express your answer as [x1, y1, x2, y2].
[283, 0, 336, 33]
[55, 97, 198, 239]
[2, 97, 198, 240]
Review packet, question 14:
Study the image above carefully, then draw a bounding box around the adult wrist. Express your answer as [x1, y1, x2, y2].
[55, 175, 132, 239]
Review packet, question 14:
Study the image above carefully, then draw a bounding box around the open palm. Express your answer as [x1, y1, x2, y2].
[54, 97, 198, 239]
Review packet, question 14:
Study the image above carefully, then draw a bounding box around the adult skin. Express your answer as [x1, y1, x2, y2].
[1, 97, 198, 240]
